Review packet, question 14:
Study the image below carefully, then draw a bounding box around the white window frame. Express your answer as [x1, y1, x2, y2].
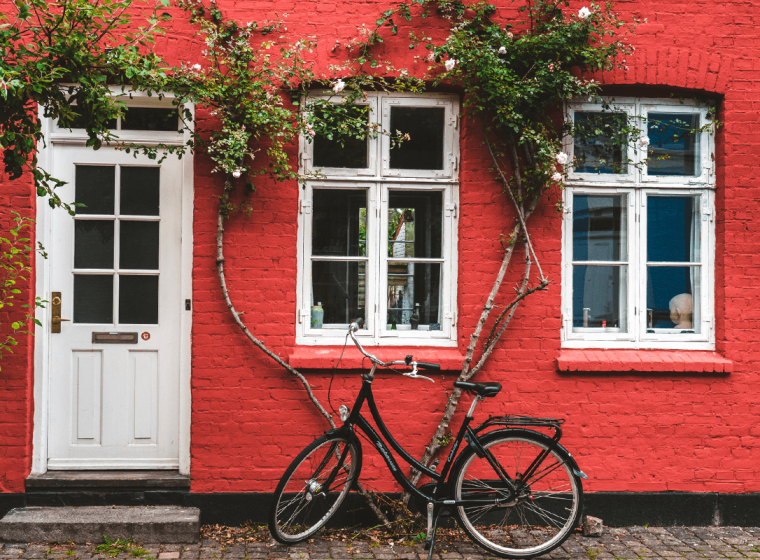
[561, 97, 716, 350]
[297, 92, 459, 347]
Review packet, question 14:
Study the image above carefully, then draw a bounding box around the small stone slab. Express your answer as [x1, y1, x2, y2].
[0, 506, 199, 544]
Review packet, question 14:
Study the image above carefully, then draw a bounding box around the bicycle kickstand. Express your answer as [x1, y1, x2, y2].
[424, 502, 440, 560]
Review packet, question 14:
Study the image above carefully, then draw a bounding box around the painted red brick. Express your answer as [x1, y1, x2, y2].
[1, 0, 760, 499]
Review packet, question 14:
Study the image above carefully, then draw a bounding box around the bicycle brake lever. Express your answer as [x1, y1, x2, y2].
[404, 372, 435, 383]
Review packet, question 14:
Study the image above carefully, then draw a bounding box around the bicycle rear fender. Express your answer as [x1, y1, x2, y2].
[325, 426, 364, 490]
[448, 428, 587, 484]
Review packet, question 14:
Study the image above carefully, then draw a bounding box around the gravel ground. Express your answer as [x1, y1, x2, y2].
[3, 526, 760, 559]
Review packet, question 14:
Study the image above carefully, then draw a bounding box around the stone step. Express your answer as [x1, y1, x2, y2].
[0, 506, 199, 544]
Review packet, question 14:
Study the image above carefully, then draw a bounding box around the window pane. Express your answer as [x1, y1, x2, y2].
[121, 167, 160, 216]
[121, 107, 179, 132]
[389, 107, 445, 170]
[648, 196, 700, 263]
[74, 220, 114, 269]
[120, 222, 159, 270]
[647, 113, 699, 176]
[573, 112, 627, 174]
[646, 266, 700, 333]
[119, 275, 159, 324]
[388, 191, 442, 259]
[387, 262, 441, 330]
[312, 190, 367, 257]
[572, 195, 627, 262]
[64, 114, 117, 130]
[74, 275, 113, 323]
[313, 133, 368, 168]
[572, 265, 627, 332]
[75, 166, 115, 215]
[311, 261, 365, 326]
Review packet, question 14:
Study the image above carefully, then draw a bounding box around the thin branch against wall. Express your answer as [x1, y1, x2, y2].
[401, 120, 548, 498]
[215, 180, 392, 528]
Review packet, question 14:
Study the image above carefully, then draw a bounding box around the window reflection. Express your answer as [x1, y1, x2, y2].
[647, 113, 699, 176]
[573, 112, 627, 174]
[572, 195, 628, 332]
[646, 196, 700, 332]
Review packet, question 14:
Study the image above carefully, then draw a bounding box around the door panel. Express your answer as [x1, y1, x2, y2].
[48, 146, 182, 469]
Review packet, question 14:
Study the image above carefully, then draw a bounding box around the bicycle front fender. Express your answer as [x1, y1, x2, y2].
[325, 426, 364, 490]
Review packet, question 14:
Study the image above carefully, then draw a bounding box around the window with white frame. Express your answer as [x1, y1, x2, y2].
[562, 98, 715, 349]
[297, 93, 459, 346]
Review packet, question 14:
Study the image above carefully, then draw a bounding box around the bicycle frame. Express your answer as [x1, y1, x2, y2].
[334, 362, 518, 508]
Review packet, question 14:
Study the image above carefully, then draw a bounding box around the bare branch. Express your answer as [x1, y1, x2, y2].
[215, 179, 391, 529]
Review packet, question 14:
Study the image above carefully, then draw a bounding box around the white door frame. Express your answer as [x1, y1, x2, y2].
[32, 92, 194, 475]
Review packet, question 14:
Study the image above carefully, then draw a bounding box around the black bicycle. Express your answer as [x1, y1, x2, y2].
[268, 323, 587, 559]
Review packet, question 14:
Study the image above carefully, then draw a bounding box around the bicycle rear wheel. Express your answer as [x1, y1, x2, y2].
[269, 433, 359, 544]
[452, 429, 583, 559]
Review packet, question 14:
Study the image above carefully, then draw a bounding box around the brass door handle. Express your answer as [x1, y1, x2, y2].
[51, 291, 69, 333]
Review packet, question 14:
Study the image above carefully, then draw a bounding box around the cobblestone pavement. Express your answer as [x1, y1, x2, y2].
[3, 527, 760, 560]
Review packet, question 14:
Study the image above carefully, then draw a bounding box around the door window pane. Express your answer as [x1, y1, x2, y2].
[119, 275, 159, 324]
[311, 261, 365, 326]
[312, 190, 367, 257]
[572, 265, 627, 331]
[121, 107, 179, 132]
[647, 113, 699, 176]
[387, 262, 441, 330]
[573, 112, 627, 174]
[646, 267, 700, 333]
[75, 166, 115, 215]
[572, 195, 627, 262]
[120, 222, 159, 270]
[648, 196, 700, 263]
[74, 275, 113, 323]
[74, 221, 114, 269]
[389, 107, 445, 170]
[121, 167, 160, 216]
[388, 191, 443, 259]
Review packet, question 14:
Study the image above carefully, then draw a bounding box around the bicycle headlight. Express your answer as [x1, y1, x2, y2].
[339, 404, 350, 422]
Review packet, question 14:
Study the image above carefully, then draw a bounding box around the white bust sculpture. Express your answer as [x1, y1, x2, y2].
[669, 293, 693, 329]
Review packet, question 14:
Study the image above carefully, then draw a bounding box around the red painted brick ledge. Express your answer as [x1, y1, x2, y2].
[288, 347, 465, 370]
[556, 349, 733, 373]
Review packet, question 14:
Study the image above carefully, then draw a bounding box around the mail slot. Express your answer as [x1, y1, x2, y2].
[92, 332, 138, 344]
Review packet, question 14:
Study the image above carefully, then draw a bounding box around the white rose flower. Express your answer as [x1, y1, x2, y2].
[427, 52, 436, 61]
[507, 31, 514, 39]
[332, 79, 345, 94]
[444, 59, 458, 71]
[551, 172, 563, 182]
[639, 136, 650, 148]
[556, 152, 569, 165]
[498, 46, 507, 54]
[232, 169, 242, 178]
[578, 7, 591, 19]
[192, 63, 202, 71]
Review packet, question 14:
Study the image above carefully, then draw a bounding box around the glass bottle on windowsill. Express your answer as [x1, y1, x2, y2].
[311, 302, 323, 329]
[410, 304, 420, 330]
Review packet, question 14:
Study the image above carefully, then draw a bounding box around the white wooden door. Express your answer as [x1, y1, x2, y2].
[47, 146, 182, 469]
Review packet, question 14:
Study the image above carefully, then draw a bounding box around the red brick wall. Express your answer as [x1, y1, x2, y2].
[0, 169, 36, 493]
[2, 0, 760, 496]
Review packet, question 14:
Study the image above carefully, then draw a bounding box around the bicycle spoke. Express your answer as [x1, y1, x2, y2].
[455, 434, 581, 557]
[271, 437, 357, 543]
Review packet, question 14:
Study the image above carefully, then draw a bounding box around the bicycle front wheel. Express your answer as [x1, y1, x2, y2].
[453, 430, 583, 559]
[269, 433, 359, 544]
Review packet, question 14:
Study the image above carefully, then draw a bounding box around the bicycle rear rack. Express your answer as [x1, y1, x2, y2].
[474, 414, 564, 444]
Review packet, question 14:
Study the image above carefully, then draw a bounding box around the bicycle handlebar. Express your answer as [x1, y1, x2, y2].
[348, 322, 438, 382]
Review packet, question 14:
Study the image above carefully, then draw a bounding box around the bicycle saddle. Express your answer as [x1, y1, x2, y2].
[454, 381, 502, 398]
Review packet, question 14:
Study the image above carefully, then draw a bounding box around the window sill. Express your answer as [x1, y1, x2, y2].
[556, 349, 733, 373]
[288, 346, 465, 370]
